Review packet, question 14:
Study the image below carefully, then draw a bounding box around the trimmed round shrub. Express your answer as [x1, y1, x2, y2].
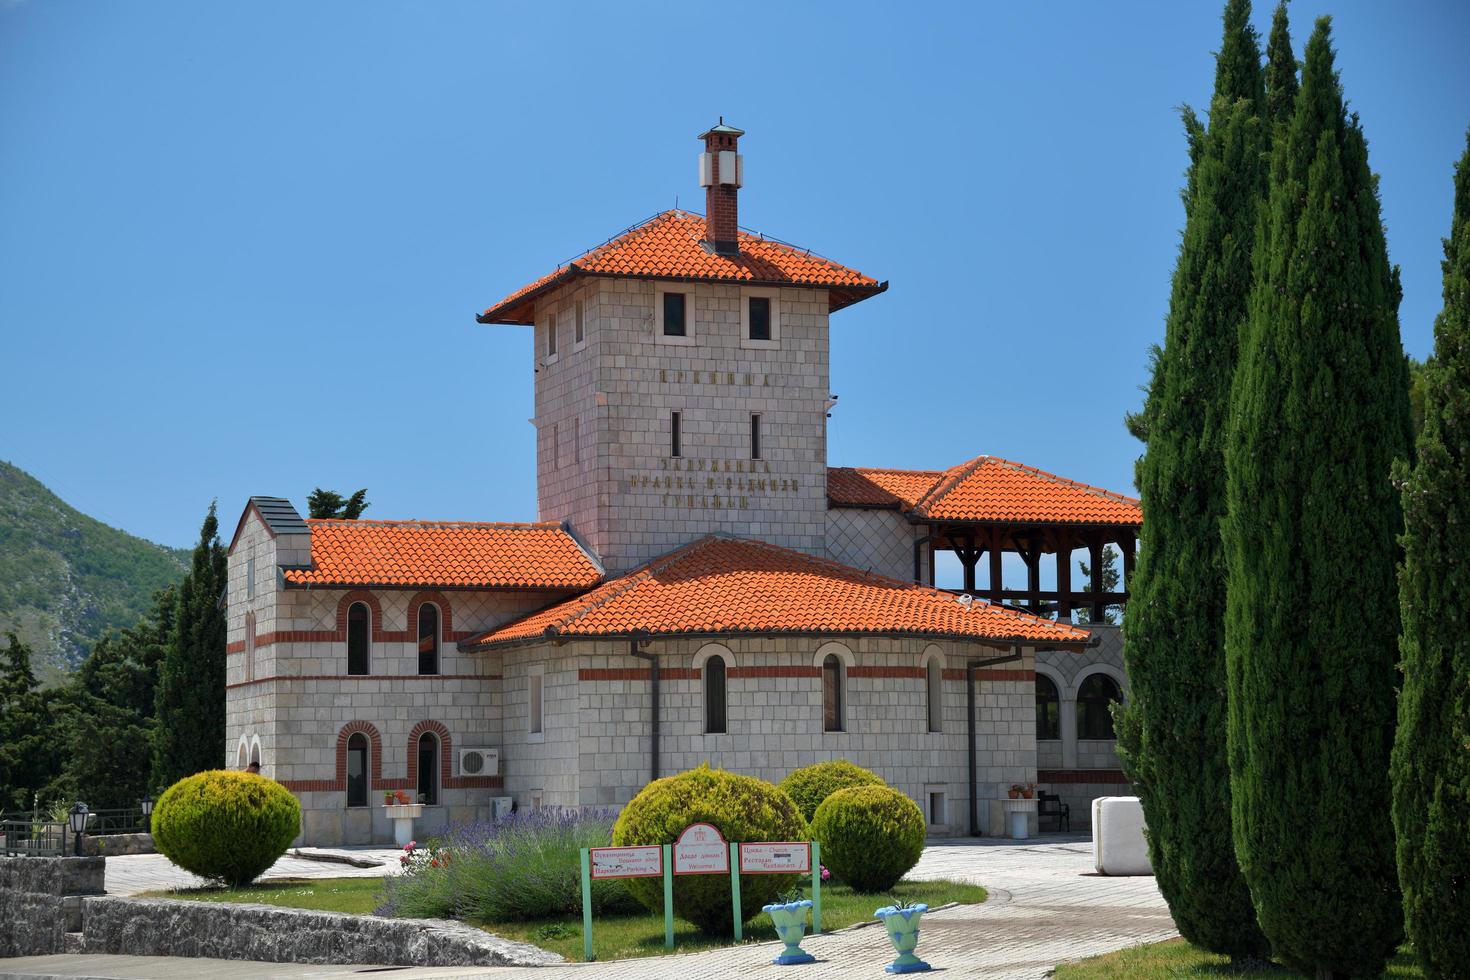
[778, 759, 886, 822]
[811, 785, 925, 893]
[612, 764, 807, 934]
[151, 770, 300, 886]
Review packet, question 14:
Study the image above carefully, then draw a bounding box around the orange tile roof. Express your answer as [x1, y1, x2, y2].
[911, 456, 1142, 526]
[478, 210, 886, 325]
[461, 535, 1088, 650]
[827, 467, 944, 510]
[280, 520, 603, 590]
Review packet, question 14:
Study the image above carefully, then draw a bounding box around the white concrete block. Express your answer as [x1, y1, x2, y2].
[1092, 796, 1152, 876]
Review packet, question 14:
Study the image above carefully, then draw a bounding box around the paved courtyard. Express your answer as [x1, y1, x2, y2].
[103, 846, 404, 896]
[7, 834, 1176, 979]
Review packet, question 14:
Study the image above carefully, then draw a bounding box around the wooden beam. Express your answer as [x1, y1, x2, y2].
[1088, 534, 1105, 622]
[988, 530, 1004, 605]
[1056, 542, 1073, 617]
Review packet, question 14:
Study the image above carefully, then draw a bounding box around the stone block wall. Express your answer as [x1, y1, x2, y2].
[1035, 624, 1129, 827]
[567, 635, 1036, 834]
[535, 278, 834, 574]
[824, 507, 927, 584]
[0, 856, 104, 957]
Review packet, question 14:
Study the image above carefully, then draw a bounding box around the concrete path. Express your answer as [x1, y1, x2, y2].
[7, 834, 1176, 979]
[103, 846, 402, 896]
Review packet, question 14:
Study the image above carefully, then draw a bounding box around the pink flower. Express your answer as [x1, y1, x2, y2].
[820, 865, 831, 882]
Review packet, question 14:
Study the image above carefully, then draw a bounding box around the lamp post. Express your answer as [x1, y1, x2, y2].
[140, 793, 154, 829]
[68, 803, 88, 857]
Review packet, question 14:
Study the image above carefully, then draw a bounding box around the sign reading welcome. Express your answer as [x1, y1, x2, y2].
[672, 822, 729, 875]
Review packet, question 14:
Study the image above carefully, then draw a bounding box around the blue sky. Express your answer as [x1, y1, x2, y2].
[2, 0, 1467, 555]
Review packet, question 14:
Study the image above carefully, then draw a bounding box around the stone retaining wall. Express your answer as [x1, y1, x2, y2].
[83, 832, 153, 856]
[0, 856, 105, 957]
[81, 896, 562, 968]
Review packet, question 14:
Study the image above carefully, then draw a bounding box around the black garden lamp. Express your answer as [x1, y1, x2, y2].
[68, 802, 88, 856]
[140, 793, 154, 819]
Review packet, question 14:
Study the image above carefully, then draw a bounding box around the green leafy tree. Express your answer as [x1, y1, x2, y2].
[0, 632, 60, 812]
[1116, 0, 1271, 958]
[307, 488, 370, 520]
[1223, 16, 1410, 978]
[1075, 544, 1122, 625]
[1391, 129, 1470, 979]
[47, 586, 175, 809]
[152, 505, 228, 788]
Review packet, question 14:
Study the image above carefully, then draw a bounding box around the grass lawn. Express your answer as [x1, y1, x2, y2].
[149, 876, 985, 963]
[1054, 938, 1424, 978]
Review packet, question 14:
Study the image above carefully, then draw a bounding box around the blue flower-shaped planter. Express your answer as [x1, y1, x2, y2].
[874, 903, 931, 973]
[761, 899, 816, 965]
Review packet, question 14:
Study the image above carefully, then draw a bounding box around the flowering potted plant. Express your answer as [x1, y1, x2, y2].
[1008, 784, 1024, 800]
[383, 790, 424, 845]
[1020, 783, 1036, 800]
[761, 888, 816, 965]
[874, 897, 931, 973]
[383, 790, 394, 806]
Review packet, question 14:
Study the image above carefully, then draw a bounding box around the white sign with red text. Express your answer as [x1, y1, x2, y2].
[588, 845, 664, 880]
[738, 841, 812, 875]
[673, 822, 729, 875]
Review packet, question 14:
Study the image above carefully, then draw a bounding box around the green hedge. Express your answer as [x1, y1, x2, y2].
[811, 785, 924, 892]
[612, 765, 807, 934]
[778, 759, 886, 822]
[151, 770, 300, 886]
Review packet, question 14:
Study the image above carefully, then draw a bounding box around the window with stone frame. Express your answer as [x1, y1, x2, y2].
[748, 295, 771, 341]
[416, 732, 438, 805]
[347, 601, 370, 675]
[346, 733, 369, 807]
[574, 299, 585, 346]
[662, 291, 686, 336]
[822, 654, 846, 732]
[1076, 673, 1121, 740]
[244, 611, 256, 683]
[926, 659, 943, 733]
[1036, 674, 1061, 740]
[528, 667, 544, 736]
[704, 655, 728, 734]
[417, 603, 440, 676]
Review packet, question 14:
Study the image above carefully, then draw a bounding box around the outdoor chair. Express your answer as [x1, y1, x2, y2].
[1038, 791, 1070, 832]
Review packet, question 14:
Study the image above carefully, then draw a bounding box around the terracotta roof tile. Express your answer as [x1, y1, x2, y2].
[911, 456, 1142, 526]
[462, 536, 1088, 650]
[479, 210, 886, 324]
[827, 467, 944, 510]
[280, 520, 602, 590]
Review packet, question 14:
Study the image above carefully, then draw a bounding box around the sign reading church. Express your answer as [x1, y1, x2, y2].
[224, 121, 1140, 847]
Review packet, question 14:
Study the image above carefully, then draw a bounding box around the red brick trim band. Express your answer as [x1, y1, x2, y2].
[732, 666, 821, 679]
[578, 668, 701, 682]
[1037, 769, 1130, 785]
[226, 673, 497, 691]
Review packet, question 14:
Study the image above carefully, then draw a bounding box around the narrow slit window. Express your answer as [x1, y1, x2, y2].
[574, 417, 581, 464]
[748, 296, 770, 341]
[574, 300, 585, 344]
[417, 603, 439, 676]
[750, 414, 761, 460]
[927, 660, 943, 732]
[552, 423, 560, 470]
[671, 411, 682, 458]
[546, 314, 557, 357]
[347, 601, 370, 675]
[529, 672, 544, 735]
[663, 292, 686, 336]
[704, 657, 727, 734]
[822, 654, 845, 732]
[346, 733, 368, 808]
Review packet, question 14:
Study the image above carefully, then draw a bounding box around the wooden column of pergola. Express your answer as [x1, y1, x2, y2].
[930, 522, 1133, 619]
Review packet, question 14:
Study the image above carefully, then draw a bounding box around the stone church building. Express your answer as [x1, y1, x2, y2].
[225, 123, 1140, 846]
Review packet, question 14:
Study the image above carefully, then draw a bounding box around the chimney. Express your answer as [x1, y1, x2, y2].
[697, 119, 744, 256]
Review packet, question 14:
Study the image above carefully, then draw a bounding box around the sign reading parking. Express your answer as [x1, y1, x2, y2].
[588, 845, 663, 880]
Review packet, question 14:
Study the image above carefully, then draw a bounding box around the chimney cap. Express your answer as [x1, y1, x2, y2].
[698, 118, 745, 139]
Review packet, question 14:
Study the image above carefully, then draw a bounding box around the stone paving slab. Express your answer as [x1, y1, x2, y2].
[103, 847, 402, 896]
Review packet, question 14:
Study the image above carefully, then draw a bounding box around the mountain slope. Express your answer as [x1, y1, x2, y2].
[0, 461, 188, 682]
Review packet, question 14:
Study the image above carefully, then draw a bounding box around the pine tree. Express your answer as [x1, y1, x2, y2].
[151, 504, 228, 788]
[1391, 129, 1470, 979]
[1223, 16, 1409, 977]
[1075, 545, 1123, 626]
[0, 633, 61, 811]
[307, 487, 370, 519]
[1115, 0, 1270, 958]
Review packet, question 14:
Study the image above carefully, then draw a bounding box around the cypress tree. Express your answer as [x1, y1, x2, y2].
[1223, 17, 1409, 978]
[1391, 129, 1470, 978]
[1116, 0, 1269, 958]
[152, 504, 228, 788]
[1264, 1, 1298, 132]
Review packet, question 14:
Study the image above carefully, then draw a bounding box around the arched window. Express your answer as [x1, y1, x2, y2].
[346, 733, 369, 807]
[822, 654, 845, 732]
[417, 732, 438, 804]
[236, 740, 248, 770]
[1077, 673, 1122, 740]
[926, 659, 944, 733]
[249, 740, 261, 768]
[417, 603, 440, 676]
[244, 611, 256, 683]
[704, 655, 728, 734]
[1036, 674, 1061, 740]
[347, 602, 370, 676]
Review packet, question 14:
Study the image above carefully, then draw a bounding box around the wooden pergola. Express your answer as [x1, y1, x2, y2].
[927, 521, 1136, 620]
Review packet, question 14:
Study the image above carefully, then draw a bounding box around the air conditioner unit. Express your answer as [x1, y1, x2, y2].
[458, 747, 499, 777]
[491, 796, 514, 821]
